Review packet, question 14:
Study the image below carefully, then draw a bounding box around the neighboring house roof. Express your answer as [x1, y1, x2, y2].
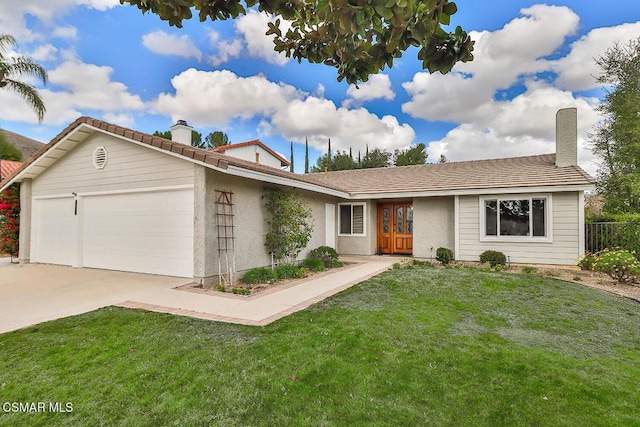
[304, 154, 595, 197]
[0, 116, 595, 198]
[1, 129, 44, 161]
[0, 160, 22, 180]
[211, 140, 290, 166]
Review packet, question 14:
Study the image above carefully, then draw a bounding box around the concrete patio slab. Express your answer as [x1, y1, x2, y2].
[0, 257, 398, 333]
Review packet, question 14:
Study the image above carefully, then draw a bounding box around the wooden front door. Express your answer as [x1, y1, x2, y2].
[377, 202, 413, 255]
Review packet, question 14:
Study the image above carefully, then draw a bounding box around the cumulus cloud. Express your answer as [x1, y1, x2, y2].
[29, 44, 58, 62]
[142, 30, 203, 61]
[345, 74, 395, 105]
[153, 68, 415, 153]
[0, 60, 144, 126]
[0, 0, 118, 40]
[52, 25, 78, 40]
[553, 22, 640, 91]
[208, 10, 290, 66]
[401, 4, 610, 175]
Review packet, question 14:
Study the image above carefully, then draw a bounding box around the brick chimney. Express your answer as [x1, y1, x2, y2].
[170, 119, 193, 146]
[555, 108, 577, 167]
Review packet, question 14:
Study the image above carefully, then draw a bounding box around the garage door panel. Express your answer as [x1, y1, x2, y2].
[31, 197, 76, 266]
[82, 190, 193, 277]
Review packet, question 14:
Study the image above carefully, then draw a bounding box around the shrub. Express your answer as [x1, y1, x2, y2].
[592, 249, 640, 284]
[301, 258, 325, 272]
[307, 246, 340, 267]
[328, 261, 344, 268]
[232, 287, 251, 295]
[275, 264, 307, 280]
[242, 267, 276, 284]
[578, 253, 597, 271]
[435, 247, 454, 265]
[479, 250, 507, 267]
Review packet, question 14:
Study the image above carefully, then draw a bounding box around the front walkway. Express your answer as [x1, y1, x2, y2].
[0, 257, 397, 333]
[117, 257, 397, 326]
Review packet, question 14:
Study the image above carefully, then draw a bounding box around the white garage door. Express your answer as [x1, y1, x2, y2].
[31, 197, 77, 266]
[82, 189, 194, 277]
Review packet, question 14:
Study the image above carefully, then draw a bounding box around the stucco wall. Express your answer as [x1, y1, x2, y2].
[413, 197, 454, 259]
[31, 133, 194, 197]
[458, 192, 581, 265]
[197, 168, 338, 284]
[336, 200, 376, 255]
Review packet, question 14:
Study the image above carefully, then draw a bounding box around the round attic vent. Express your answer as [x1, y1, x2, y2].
[93, 146, 108, 169]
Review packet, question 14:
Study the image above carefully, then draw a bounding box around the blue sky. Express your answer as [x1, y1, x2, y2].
[0, 1, 639, 175]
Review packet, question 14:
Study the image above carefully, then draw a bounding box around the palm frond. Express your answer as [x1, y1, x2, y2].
[0, 34, 17, 57]
[4, 79, 47, 122]
[2, 57, 48, 84]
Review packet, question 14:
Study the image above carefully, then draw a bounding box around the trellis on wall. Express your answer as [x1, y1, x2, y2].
[215, 190, 236, 286]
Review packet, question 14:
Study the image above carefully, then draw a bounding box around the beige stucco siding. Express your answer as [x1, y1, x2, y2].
[458, 192, 581, 265]
[31, 133, 194, 197]
[336, 200, 376, 255]
[196, 168, 338, 284]
[413, 197, 455, 259]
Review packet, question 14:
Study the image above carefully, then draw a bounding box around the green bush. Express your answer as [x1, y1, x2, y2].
[479, 250, 507, 267]
[435, 247, 454, 265]
[328, 261, 344, 268]
[242, 267, 276, 284]
[275, 264, 307, 280]
[307, 246, 340, 267]
[301, 258, 325, 272]
[578, 253, 597, 271]
[592, 249, 640, 284]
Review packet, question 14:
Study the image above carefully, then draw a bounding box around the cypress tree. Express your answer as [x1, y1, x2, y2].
[304, 137, 309, 173]
[290, 141, 294, 172]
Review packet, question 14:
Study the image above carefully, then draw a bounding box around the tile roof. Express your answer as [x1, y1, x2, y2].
[211, 139, 290, 166]
[304, 154, 595, 195]
[0, 160, 22, 181]
[0, 116, 595, 197]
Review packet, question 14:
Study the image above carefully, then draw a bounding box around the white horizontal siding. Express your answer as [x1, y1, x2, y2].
[458, 192, 581, 265]
[32, 133, 194, 197]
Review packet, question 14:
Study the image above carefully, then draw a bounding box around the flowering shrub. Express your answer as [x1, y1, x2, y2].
[0, 184, 20, 258]
[592, 249, 640, 285]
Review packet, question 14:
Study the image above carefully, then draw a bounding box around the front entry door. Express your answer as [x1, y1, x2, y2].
[377, 202, 413, 255]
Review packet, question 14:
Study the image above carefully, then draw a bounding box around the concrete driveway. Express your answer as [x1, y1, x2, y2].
[1, 257, 396, 334]
[0, 263, 189, 334]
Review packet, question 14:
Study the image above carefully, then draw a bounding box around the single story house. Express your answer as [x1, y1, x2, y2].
[0, 108, 594, 283]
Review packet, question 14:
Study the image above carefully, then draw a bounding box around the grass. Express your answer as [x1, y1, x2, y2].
[1, 268, 639, 426]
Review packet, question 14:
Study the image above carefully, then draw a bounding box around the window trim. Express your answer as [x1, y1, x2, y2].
[338, 203, 367, 237]
[479, 194, 553, 242]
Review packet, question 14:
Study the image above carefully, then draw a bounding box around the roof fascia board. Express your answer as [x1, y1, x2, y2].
[348, 184, 595, 200]
[225, 165, 350, 198]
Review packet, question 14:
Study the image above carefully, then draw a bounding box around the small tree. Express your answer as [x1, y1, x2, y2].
[204, 131, 230, 148]
[393, 143, 427, 166]
[264, 188, 313, 264]
[0, 184, 20, 258]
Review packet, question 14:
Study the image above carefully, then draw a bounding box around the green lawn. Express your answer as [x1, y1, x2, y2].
[1, 267, 639, 426]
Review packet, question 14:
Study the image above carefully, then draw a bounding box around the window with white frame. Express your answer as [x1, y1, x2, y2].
[339, 203, 365, 235]
[482, 196, 549, 239]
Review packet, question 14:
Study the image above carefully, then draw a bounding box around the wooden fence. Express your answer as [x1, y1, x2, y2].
[585, 222, 640, 254]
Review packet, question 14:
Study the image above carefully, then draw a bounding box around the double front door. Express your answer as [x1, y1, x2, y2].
[377, 202, 413, 255]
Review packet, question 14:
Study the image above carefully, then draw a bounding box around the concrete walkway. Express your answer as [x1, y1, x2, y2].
[0, 257, 396, 333]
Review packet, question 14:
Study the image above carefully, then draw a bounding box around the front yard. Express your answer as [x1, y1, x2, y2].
[0, 267, 639, 426]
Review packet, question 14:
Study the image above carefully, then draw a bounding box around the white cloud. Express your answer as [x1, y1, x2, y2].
[0, 1, 118, 40]
[553, 22, 640, 91]
[153, 68, 415, 153]
[142, 31, 203, 61]
[401, 4, 608, 175]
[403, 4, 580, 122]
[207, 10, 291, 66]
[346, 74, 395, 104]
[236, 10, 290, 66]
[29, 44, 58, 62]
[208, 30, 243, 66]
[52, 25, 78, 40]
